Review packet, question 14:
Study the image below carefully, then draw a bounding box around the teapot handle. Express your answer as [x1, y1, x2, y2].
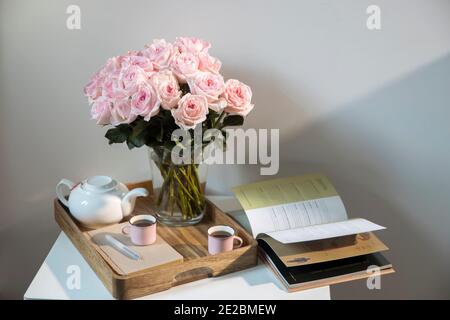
[56, 179, 76, 207]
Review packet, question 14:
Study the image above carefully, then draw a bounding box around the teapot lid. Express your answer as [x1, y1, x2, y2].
[82, 176, 117, 192]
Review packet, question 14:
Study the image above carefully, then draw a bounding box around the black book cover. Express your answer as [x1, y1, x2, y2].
[258, 238, 391, 285]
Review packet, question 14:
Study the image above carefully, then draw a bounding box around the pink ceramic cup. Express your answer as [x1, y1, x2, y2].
[208, 225, 243, 255]
[122, 215, 157, 246]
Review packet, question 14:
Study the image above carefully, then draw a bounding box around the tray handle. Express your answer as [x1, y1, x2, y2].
[174, 267, 213, 286]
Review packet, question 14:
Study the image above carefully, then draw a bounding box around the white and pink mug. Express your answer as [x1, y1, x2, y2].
[208, 225, 243, 255]
[122, 215, 157, 246]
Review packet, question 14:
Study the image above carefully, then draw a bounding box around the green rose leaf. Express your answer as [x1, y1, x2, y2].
[222, 114, 244, 127]
[126, 138, 136, 150]
[105, 124, 132, 144]
[128, 119, 148, 148]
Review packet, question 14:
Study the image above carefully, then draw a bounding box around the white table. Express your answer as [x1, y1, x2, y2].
[24, 196, 330, 300]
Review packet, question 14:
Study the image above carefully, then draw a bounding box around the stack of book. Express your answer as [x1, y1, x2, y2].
[233, 174, 394, 291]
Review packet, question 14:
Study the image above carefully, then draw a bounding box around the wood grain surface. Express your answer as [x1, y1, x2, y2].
[54, 180, 258, 299]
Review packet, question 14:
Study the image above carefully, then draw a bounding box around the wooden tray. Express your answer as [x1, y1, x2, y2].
[54, 180, 258, 299]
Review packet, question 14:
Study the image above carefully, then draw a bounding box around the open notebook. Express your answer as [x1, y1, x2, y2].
[233, 174, 385, 243]
[233, 174, 394, 291]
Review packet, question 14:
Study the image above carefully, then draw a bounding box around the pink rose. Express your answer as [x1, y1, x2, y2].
[198, 53, 221, 74]
[130, 84, 160, 121]
[170, 52, 200, 83]
[127, 50, 141, 56]
[222, 79, 254, 116]
[118, 65, 148, 92]
[103, 56, 124, 76]
[209, 98, 227, 113]
[151, 70, 181, 110]
[173, 37, 210, 54]
[188, 72, 225, 107]
[122, 55, 155, 74]
[171, 94, 208, 130]
[101, 77, 117, 99]
[110, 99, 137, 125]
[90, 99, 111, 125]
[100, 76, 126, 101]
[142, 39, 174, 69]
[84, 69, 104, 102]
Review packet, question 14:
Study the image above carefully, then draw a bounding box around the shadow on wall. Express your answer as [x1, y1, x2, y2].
[1, 50, 449, 298]
[207, 64, 318, 192]
[211, 54, 450, 299]
[239, 54, 450, 299]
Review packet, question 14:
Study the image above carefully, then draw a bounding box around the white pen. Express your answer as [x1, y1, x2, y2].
[105, 235, 141, 260]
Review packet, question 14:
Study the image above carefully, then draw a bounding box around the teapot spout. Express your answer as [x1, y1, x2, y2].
[121, 188, 149, 217]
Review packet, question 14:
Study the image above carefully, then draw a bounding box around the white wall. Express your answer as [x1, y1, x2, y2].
[1, 0, 449, 298]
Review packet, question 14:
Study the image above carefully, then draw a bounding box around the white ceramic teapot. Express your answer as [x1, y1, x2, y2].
[56, 175, 149, 228]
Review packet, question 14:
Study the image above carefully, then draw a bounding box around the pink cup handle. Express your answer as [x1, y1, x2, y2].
[122, 225, 131, 235]
[233, 236, 243, 249]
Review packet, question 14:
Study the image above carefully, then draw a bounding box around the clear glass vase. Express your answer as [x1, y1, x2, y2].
[148, 146, 208, 226]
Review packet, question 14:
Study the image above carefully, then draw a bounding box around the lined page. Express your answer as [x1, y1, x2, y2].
[232, 174, 348, 238]
[245, 196, 348, 238]
[266, 218, 386, 244]
[233, 174, 341, 211]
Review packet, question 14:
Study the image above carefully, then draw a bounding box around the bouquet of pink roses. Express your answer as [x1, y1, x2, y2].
[83, 37, 254, 225]
[84, 37, 253, 149]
